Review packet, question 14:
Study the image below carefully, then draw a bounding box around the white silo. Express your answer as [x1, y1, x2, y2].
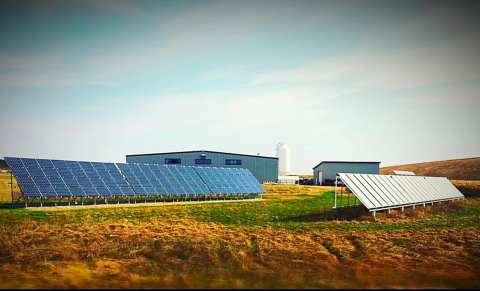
[276, 142, 291, 176]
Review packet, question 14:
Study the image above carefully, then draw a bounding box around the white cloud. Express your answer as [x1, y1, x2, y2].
[253, 38, 480, 94]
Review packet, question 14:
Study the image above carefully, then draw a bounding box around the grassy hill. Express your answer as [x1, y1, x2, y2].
[381, 157, 480, 180]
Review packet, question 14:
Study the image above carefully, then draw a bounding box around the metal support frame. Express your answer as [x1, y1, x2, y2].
[10, 170, 14, 204]
[334, 176, 338, 208]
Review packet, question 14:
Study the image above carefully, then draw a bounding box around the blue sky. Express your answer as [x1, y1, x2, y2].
[0, 0, 479, 174]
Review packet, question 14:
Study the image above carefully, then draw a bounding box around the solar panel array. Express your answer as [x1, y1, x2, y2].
[338, 173, 464, 211]
[5, 157, 134, 197]
[195, 167, 264, 194]
[5, 157, 265, 198]
[116, 163, 211, 195]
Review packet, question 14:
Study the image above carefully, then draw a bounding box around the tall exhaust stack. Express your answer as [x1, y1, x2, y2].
[276, 142, 291, 176]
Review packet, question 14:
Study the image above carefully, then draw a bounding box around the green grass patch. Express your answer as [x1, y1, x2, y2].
[0, 192, 479, 233]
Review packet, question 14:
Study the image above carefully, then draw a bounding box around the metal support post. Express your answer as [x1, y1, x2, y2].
[10, 171, 14, 204]
[334, 176, 338, 208]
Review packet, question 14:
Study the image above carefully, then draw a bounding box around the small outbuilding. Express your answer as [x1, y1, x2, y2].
[313, 161, 380, 185]
[277, 175, 300, 185]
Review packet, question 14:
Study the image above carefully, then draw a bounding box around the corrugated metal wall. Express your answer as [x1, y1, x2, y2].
[126, 151, 278, 183]
[313, 163, 380, 185]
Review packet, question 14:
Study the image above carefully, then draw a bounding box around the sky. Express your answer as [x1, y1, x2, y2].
[0, 0, 479, 174]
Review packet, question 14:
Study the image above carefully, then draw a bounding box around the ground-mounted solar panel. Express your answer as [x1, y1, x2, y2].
[222, 168, 245, 194]
[138, 164, 169, 194]
[193, 166, 264, 194]
[235, 168, 265, 194]
[65, 161, 98, 196]
[115, 163, 147, 195]
[164, 165, 189, 195]
[79, 161, 112, 196]
[337, 173, 464, 212]
[22, 158, 58, 197]
[147, 164, 175, 194]
[51, 160, 86, 196]
[4, 157, 42, 197]
[5, 157, 134, 198]
[116, 163, 213, 195]
[6, 156, 264, 200]
[37, 159, 71, 196]
[194, 167, 225, 194]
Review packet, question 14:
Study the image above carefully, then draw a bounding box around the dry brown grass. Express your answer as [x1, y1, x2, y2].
[452, 180, 480, 197]
[0, 172, 20, 202]
[263, 184, 338, 196]
[0, 212, 479, 288]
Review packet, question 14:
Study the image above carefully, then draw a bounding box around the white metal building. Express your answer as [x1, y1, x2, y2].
[313, 161, 380, 185]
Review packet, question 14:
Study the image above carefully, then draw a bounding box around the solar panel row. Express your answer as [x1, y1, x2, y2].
[5, 157, 134, 197]
[338, 173, 464, 211]
[195, 167, 263, 194]
[5, 157, 265, 198]
[116, 163, 211, 195]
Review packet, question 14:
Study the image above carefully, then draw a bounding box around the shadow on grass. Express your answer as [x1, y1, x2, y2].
[281, 206, 369, 222]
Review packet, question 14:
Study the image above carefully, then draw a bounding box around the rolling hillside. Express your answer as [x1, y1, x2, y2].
[381, 157, 480, 180]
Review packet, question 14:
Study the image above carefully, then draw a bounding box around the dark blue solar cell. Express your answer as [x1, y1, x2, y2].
[37, 159, 71, 197]
[239, 168, 265, 193]
[140, 164, 169, 194]
[52, 160, 86, 197]
[21, 158, 57, 197]
[66, 161, 98, 196]
[79, 162, 113, 196]
[116, 163, 147, 195]
[5, 157, 42, 197]
[181, 166, 211, 194]
[193, 166, 263, 195]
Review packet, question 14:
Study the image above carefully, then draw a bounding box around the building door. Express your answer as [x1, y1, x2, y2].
[317, 171, 322, 185]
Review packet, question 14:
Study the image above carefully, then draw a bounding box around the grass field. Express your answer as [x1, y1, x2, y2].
[0, 172, 20, 202]
[0, 183, 479, 288]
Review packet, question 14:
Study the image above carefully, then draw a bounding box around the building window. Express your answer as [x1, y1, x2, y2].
[195, 159, 211, 165]
[225, 159, 242, 165]
[165, 158, 181, 164]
